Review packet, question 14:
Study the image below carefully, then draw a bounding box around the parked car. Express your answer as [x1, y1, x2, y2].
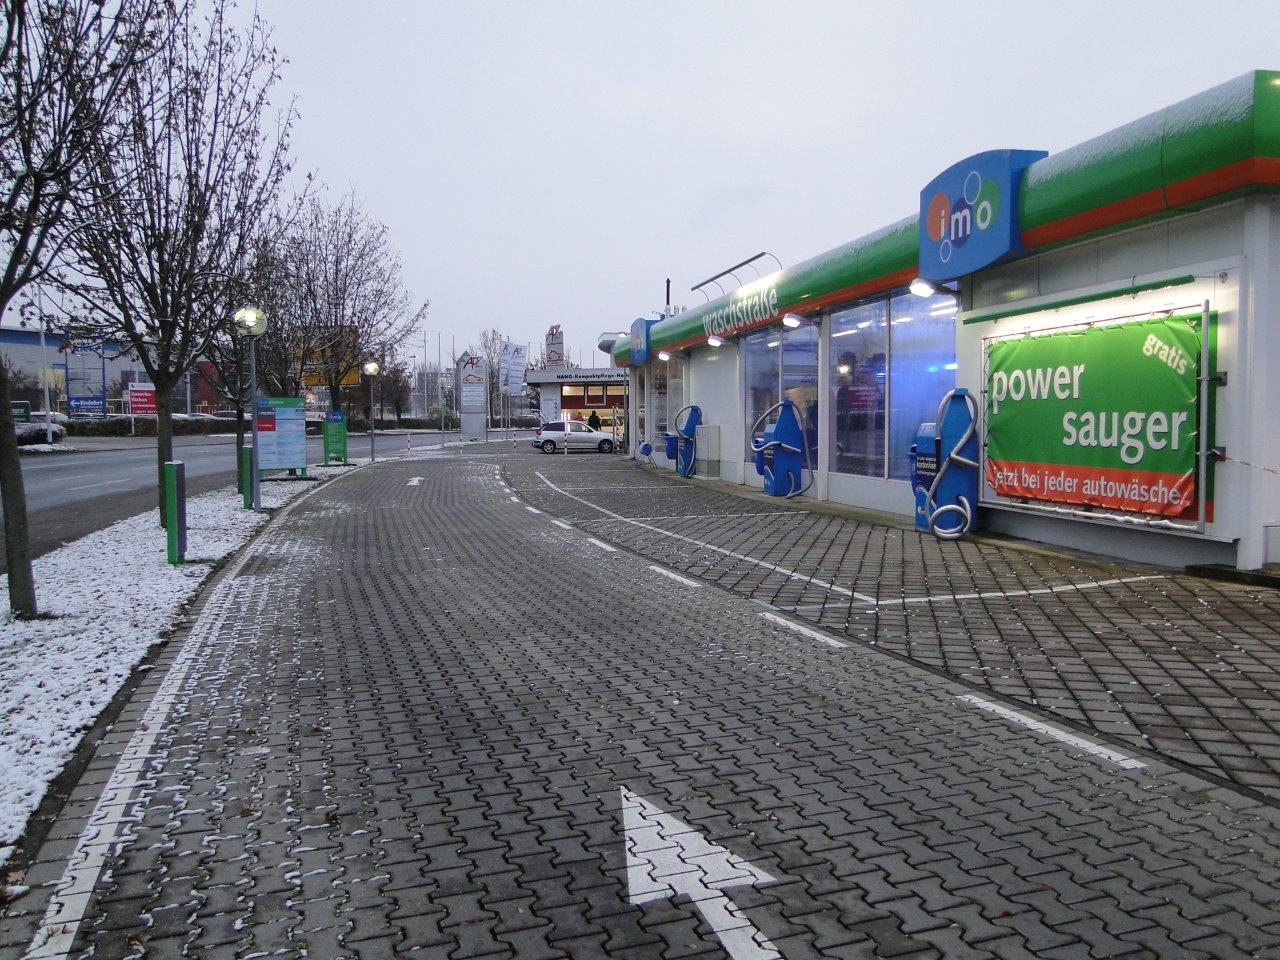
[30, 410, 69, 425]
[533, 421, 615, 454]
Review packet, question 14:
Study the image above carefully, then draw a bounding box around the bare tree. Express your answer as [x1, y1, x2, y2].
[471, 327, 505, 418]
[0, 0, 163, 617]
[291, 193, 425, 410]
[250, 213, 330, 400]
[199, 324, 250, 481]
[58, 0, 294, 524]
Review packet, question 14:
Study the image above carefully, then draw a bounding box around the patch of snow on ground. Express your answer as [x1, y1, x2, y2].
[0, 466, 359, 865]
[17, 444, 78, 455]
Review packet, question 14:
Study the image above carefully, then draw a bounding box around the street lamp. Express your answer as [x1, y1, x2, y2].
[234, 305, 268, 510]
[363, 360, 381, 462]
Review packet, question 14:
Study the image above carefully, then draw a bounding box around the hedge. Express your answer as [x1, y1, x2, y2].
[65, 417, 241, 438]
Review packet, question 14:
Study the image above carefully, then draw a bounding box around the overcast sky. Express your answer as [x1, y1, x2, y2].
[258, 1, 1280, 368]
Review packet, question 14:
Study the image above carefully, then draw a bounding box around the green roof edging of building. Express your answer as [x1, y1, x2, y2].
[614, 70, 1280, 364]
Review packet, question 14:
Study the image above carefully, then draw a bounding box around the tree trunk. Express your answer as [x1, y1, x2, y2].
[0, 359, 38, 617]
[156, 389, 174, 527]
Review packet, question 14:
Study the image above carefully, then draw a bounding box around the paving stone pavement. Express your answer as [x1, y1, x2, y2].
[500, 451, 1280, 803]
[4, 445, 1280, 959]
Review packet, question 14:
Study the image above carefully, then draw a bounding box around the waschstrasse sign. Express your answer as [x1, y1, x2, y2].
[701, 282, 780, 341]
[985, 313, 1207, 518]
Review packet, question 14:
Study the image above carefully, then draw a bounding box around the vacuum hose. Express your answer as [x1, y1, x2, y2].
[673, 404, 697, 478]
[750, 400, 814, 499]
[919, 389, 979, 541]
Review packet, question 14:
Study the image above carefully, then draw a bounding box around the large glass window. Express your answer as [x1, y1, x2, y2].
[887, 293, 957, 479]
[743, 330, 780, 458]
[829, 300, 888, 476]
[650, 360, 669, 432]
[667, 356, 686, 428]
[782, 324, 819, 465]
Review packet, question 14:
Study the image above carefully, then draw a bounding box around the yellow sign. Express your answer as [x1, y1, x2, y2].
[304, 369, 360, 388]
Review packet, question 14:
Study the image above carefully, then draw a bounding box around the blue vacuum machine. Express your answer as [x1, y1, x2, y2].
[751, 399, 813, 498]
[908, 387, 979, 540]
[672, 404, 701, 478]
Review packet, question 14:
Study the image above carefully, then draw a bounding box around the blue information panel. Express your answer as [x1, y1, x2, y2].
[630, 316, 653, 365]
[257, 397, 307, 470]
[68, 395, 106, 417]
[918, 149, 1046, 283]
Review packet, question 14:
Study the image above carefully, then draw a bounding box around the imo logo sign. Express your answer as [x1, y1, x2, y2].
[918, 149, 1046, 282]
[925, 170, 1000, 265]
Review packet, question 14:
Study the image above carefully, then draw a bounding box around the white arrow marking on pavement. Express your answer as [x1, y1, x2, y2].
[620, 786, 782, 960]
[406, 476, 423, 486]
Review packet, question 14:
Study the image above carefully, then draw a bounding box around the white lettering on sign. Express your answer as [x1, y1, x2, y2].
[1062, 409, 1189, 465]
[1142, 332, 1191, 375]
[990, 363, 1085, 413]
[702, 285, 781, 340]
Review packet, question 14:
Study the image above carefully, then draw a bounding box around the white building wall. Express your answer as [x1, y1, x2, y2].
[688, 344, 744, 485]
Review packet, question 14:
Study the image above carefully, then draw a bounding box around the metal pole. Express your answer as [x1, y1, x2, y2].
[249, 337, 261, 511]
[1197, 299, 1211, 533]
[369, 372, 377, 463]
[437, 332, 444, 442]
[38, 320, 52, 444]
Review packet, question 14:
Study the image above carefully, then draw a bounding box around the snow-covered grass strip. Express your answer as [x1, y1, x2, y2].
[17, 444, 79, 455]
[0, 464, 359, 867]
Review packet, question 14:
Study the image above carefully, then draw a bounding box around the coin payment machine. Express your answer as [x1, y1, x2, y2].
[909, 388, 980, 540]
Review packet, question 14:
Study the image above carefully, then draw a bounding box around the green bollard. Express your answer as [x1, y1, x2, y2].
[241, 446, 253, 510]
[165, 461, 186, 565]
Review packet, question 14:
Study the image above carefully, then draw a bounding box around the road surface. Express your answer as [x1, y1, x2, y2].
[2, 430, 482, 569]
[3, 443, 1278, 959]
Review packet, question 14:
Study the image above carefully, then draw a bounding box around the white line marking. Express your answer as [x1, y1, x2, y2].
[551, 519, 572, 530]
[958, 694, 1146, 769]
[758, 611, 848, 648]
[621, 786, 780, 960]
[406, 476, 423, 486]
[509, 496, 519, 502]
[648, 565, 702, 588]
[66, 480, 126, 491]
[535, 471, 876, 603]
[20, 475, 344, 960]
[872, 575, 1164, 607]
[525, 506, 542, 514]
[554, 484, 700, 491]
[576, 512, 796, 522]
[587, 537, 617, 552]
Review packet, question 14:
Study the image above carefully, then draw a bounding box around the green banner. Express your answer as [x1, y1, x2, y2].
[985, 314, 1206, 518]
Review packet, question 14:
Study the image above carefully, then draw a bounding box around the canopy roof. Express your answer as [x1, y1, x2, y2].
[614, 70, 1280, 365]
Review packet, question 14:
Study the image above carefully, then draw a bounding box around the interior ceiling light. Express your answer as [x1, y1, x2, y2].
[707, 335, 724, 347]
[657, 350, 671, 361]
[782, 314, 802, 328]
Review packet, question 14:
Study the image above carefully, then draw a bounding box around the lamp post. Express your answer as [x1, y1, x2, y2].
[234, 306, 268, 510]
[363, 360, 381, 461]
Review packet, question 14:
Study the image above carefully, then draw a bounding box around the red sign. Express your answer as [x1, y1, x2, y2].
[127, 384, 157, 415]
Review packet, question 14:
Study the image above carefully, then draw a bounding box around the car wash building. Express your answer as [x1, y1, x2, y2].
[612, 70, 1280, 571]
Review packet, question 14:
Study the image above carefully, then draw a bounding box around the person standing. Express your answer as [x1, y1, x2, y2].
[588, 410, 601, 430]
